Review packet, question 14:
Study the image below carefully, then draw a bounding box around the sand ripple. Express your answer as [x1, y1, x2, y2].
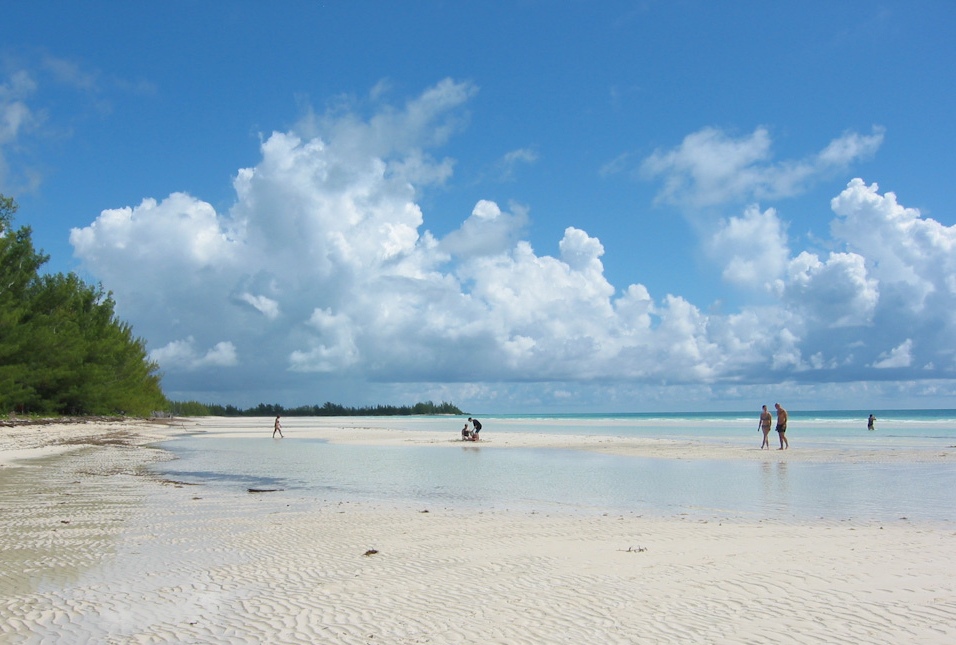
[1, 421, 955, 643]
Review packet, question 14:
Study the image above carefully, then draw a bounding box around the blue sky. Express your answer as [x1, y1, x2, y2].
[3, 1, 955, 412]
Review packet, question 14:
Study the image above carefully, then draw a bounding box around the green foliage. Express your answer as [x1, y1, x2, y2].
[167, 399, 464, 417]
[0, 195, 167, 416]
[166, 400, 215, 416]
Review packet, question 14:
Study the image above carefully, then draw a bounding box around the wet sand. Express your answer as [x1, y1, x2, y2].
[1, 418, 954, 644]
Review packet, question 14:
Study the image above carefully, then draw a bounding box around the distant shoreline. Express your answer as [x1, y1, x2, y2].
[5, 414, 954, 466]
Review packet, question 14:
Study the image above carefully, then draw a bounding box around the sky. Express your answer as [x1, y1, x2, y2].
[2, 1, 955, 413]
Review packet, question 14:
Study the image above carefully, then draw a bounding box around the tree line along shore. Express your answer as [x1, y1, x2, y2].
[165, 400, 464, 417]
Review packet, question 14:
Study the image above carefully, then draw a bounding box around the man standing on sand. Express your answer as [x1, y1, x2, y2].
[758, 405, 772, 449]
[273, 415, 283, 438]
[774, 403, 788, 450]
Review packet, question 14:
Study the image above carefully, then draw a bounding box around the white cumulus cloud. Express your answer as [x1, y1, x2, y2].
[830, 178, 956, 312]
[238, 293, 280, 320]
[777, 250, 879, 328]
[68, 80, 955, 409]
[709, 204, 789, 288]
[150, 338, 238, 370]
[640, 126, 884, 209]
[872, 339, 914, 369]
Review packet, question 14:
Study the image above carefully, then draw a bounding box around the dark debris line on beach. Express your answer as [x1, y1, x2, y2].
[1, 415, 131, 428]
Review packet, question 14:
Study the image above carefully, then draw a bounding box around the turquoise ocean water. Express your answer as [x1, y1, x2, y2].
[154, 410, 956, 524]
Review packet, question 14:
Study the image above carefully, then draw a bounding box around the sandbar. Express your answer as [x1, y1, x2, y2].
[1, 417, 954, 644]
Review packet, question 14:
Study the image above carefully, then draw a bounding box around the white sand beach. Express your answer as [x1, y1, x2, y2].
[1, 417, 955, 644]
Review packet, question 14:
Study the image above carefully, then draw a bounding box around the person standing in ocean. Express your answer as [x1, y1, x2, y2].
[868, 414, 876, 431]
[273, 415, 283, 438]
[758, 405, 772, 449]
[774, 403, 788, 449]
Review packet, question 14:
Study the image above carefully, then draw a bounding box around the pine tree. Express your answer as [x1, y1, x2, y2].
[0, 195, 167, 415]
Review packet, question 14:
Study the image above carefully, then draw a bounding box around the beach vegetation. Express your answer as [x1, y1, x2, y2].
[166, 399, 464, 417]
[0, 195, 167, 416]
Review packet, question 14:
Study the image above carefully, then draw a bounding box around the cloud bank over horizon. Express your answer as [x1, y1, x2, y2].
[69, 80, 956, 411]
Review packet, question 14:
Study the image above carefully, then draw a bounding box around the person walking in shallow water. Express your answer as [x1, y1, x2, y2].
[774, 403, 788, 450]
[758, 405, 772, 449]
[868, 414, 876, 431]
[273, 415, 283, 438]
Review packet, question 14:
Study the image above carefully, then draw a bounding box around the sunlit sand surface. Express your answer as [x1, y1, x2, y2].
[2, 418, 954, 643]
